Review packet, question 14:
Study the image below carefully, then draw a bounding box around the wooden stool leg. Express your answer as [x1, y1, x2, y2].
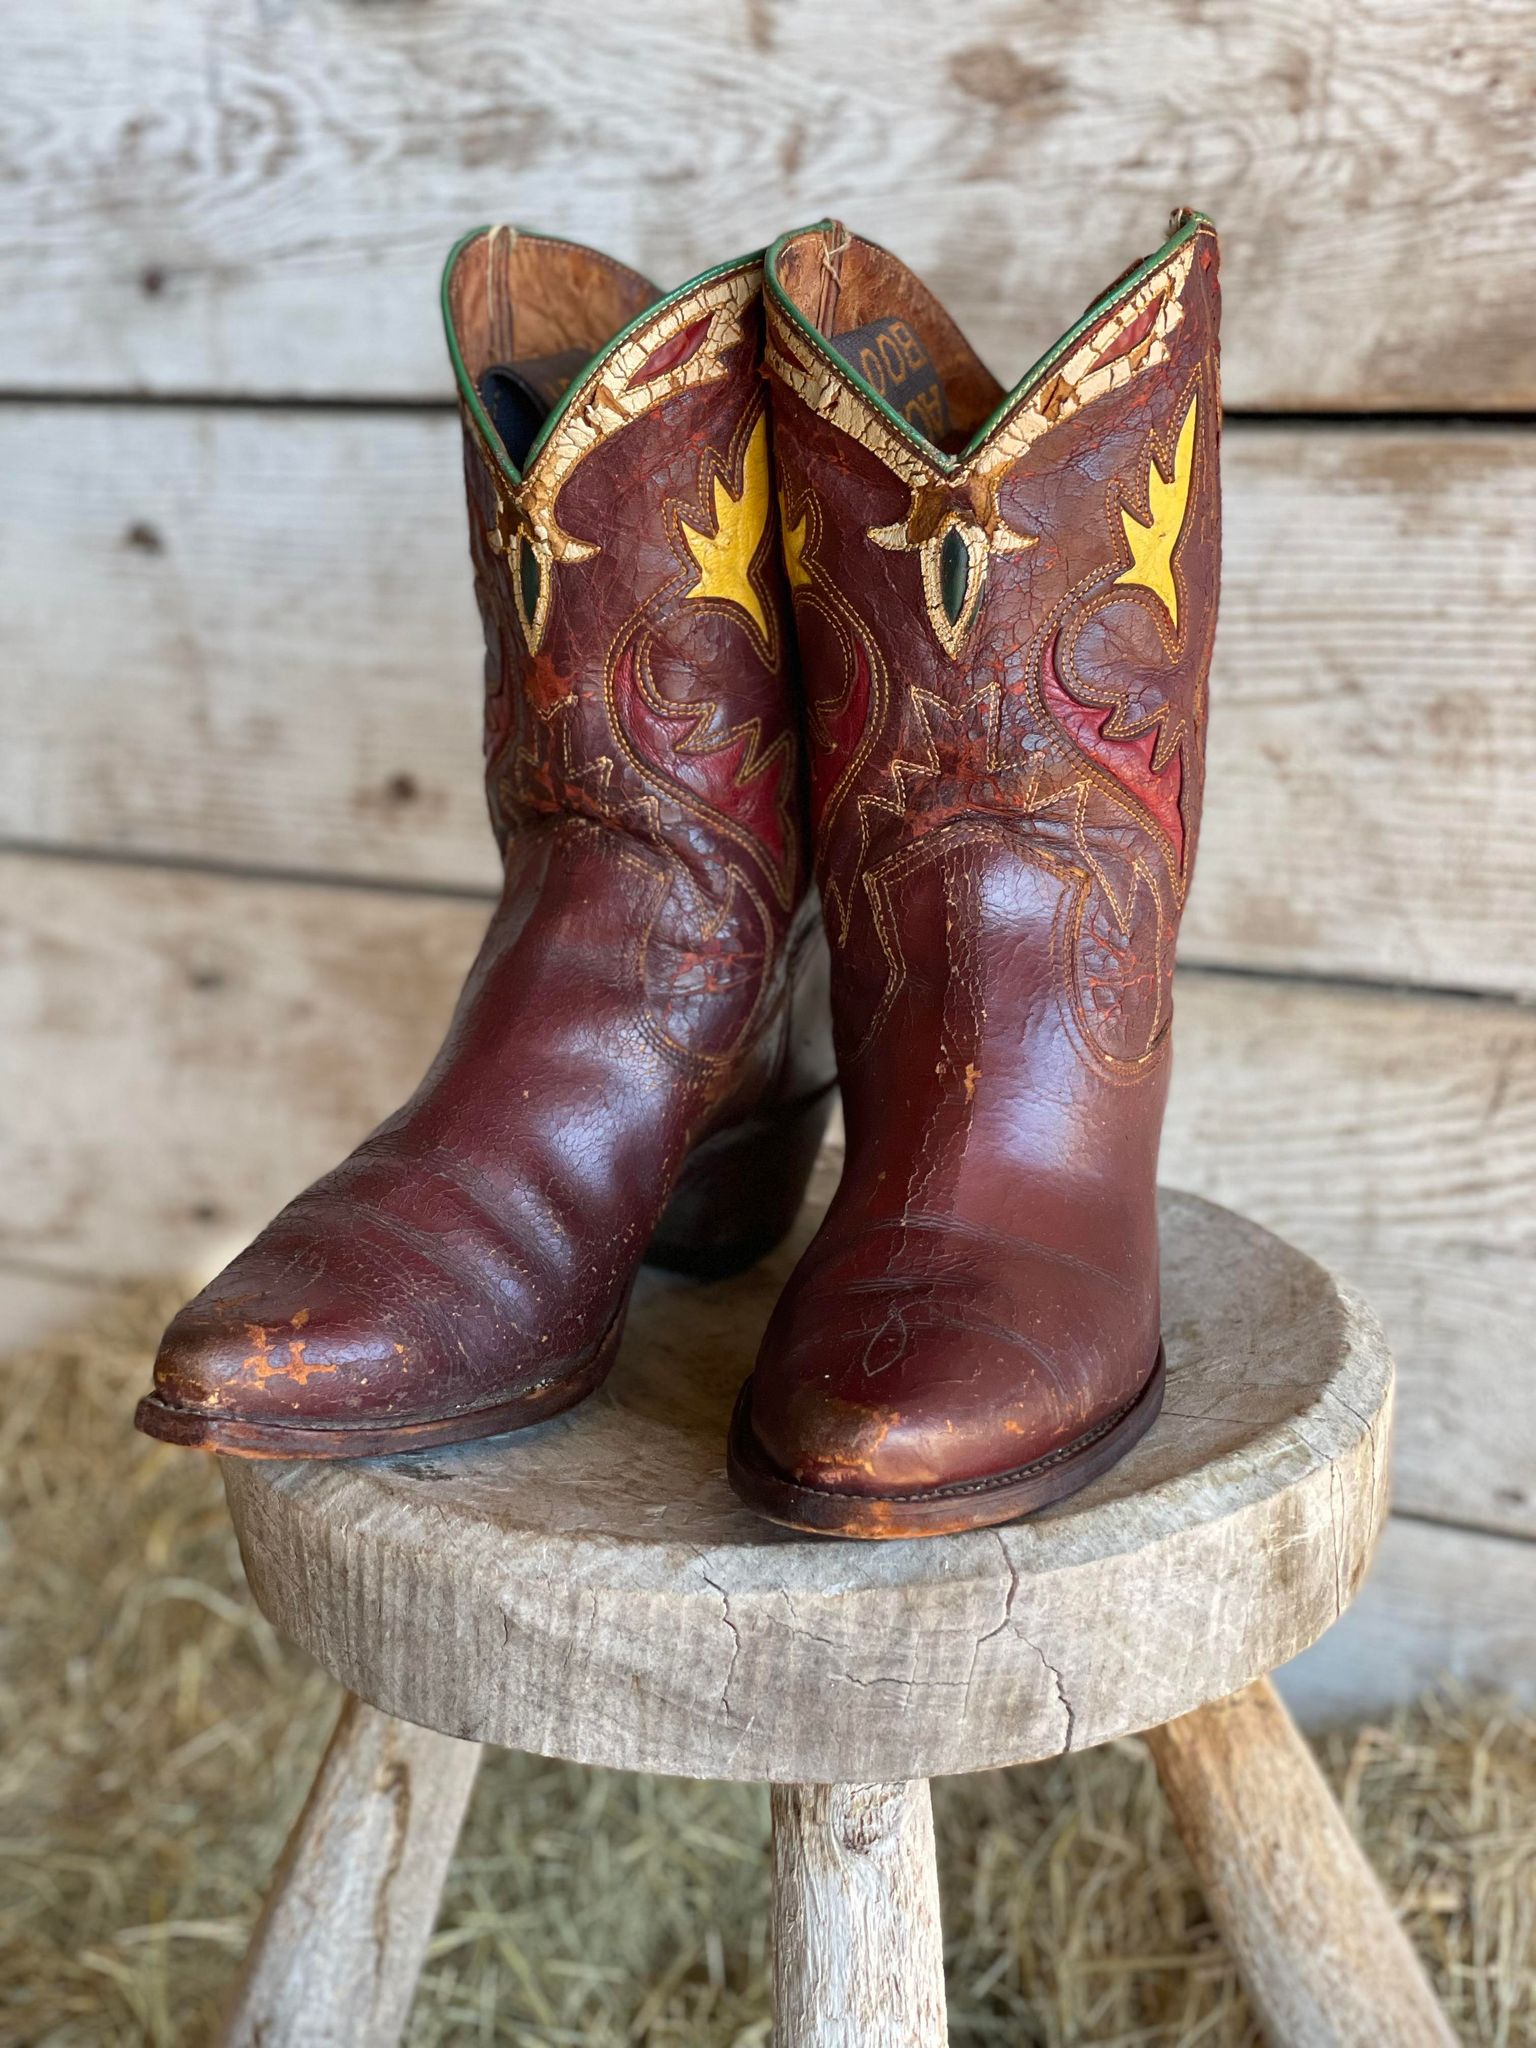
[1146, 1677, 1454, 2047]
[770, 1779, 948, 2047]
[222, 1694, 482, 2048]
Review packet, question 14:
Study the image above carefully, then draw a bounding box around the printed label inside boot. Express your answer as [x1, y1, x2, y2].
[830, 318, 951, 444]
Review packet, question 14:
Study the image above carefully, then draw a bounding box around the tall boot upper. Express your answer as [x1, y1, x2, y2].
[736, 213, 1220, 1524]
[140, 230, 833, 1454]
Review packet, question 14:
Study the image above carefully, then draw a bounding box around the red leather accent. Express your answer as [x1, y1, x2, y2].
[1039, 627, 1186, 868]
[805, 626, 875, 822]
[1088, 291, 1163, 370]
[629, 314, 711, 386]
[610, 634, 797, 895]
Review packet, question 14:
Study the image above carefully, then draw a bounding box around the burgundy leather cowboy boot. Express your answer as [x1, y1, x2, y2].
[729, 212, 1220, 1535]
[136, 228, 834, 1458]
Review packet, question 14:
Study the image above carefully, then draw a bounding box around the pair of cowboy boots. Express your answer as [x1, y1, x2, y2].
[136, 210, 1221, 1540]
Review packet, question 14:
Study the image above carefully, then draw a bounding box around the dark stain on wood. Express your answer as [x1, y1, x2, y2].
[947, 43, 1068, 114]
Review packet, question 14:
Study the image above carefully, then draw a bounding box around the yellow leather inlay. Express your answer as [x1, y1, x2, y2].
[1116, 392, 1198, 628]
[780, 495, 813, 591]
[765, 239, 1198, 661]
[681, 412, 772, 637]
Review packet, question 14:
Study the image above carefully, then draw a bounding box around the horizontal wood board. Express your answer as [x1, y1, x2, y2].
[3, 0, 1534, 406]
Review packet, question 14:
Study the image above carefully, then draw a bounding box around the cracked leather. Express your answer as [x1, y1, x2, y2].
[136, 231, 834, 1456]
[738, 213, 1221, 1521]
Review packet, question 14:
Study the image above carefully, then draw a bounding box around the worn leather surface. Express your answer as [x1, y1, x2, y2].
[746, 214, 1221, 1500]
[141, 231, 832, 1446]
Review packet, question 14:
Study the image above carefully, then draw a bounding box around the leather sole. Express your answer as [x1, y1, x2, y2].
[725, 1345, 1166, 1538]
[132, 1301, 627, 1461]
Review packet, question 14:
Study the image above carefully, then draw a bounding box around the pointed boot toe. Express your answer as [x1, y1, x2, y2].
[135, 1162, 633, 1458]
[141, 1287, 397, 1454]
[730, 1229, 1166, 1537]
[138, 1279, 618, 1458]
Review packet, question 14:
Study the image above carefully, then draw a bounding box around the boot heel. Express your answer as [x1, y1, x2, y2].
[647, 1086, 837, 1280]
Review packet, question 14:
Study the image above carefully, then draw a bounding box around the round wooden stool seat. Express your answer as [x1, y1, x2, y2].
[225, 1183, 1389, 1784]
[220, 1167, 1453, 2048]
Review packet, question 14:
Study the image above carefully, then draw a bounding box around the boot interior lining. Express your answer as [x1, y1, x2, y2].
[774, 225, 1006, 453]
[446, 229, 660, 464]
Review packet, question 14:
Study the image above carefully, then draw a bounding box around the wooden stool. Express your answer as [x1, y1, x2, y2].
[218, 1175, 1453, 2047]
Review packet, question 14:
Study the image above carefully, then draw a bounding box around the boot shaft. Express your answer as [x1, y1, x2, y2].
[763, 213, 1220, 1076]
[443, 229, 821, 1076]
[443, 229, 806, 929]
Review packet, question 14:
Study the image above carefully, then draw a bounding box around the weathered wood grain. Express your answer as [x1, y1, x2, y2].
[5, 408, 1533, 993]
[1161, 976, 1536, 1538]
[0, 854, 477, 1289]
[1194, 426, 1536, 995]
[222, 1694, 481, 2048]
[4, 850, 1530, 1536]
[1278, 1513, 1536, 1723]
[221, 1184, 1392, 1782]
[771, 1781, 948, 2048]
[1146, 1679, 1456, 2047]
[0, 406, 497, 894]
[2, 2, 1533, 406]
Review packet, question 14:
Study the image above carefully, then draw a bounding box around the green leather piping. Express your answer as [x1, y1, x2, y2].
[763, 211, 1215, 476]
[440, 227, 761, 486]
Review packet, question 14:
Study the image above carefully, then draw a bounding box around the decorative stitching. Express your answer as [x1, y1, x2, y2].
[472, 265, 759, 654]
[462, 262, 802, 1082]
[763, 243, 1193, 659]
[772, 257, 1216, 1081]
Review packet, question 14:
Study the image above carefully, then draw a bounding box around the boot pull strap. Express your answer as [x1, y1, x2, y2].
[814, 220, 851, 337]
[483, 224, 520, 366]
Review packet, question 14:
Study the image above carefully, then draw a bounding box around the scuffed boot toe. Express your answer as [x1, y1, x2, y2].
[139, 1285, 404, 1454]
[729, 1256, 1165, 1538]
[134, 1184, 620, 1459]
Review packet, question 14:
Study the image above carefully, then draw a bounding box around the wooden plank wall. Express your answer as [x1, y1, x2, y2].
[4, 0, 1534, 1719]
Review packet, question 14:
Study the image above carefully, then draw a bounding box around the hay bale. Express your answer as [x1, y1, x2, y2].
[1, 1285, 1531, 2046]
